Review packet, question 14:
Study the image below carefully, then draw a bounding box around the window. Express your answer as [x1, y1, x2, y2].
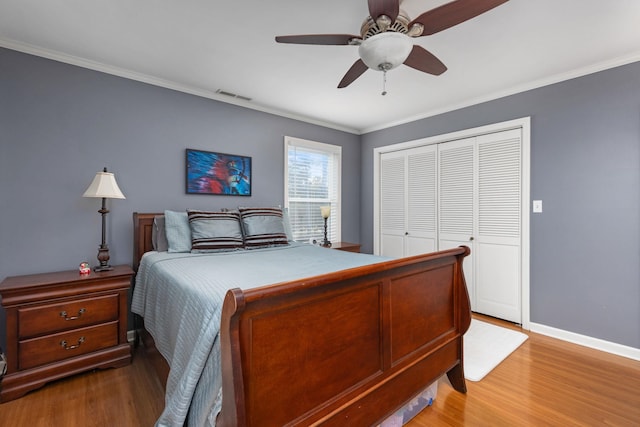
[284, 136, 341, 243]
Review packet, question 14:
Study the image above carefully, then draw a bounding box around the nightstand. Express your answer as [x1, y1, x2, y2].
[330, 242, 361, 253]
[0, 265, 133, 402]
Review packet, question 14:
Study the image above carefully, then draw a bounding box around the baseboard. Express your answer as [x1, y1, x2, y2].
[529, 322, 640, 362]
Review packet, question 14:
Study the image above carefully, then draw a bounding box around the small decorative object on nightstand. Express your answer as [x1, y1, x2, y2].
[79, 262, 91, 275]
[320, 205, 332, 247]
[83, 167, 126, 272]
[0, 265, 133, 402]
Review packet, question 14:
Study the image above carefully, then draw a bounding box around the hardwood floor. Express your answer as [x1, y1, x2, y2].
[409, 316, 640, 427]
[0, 316, 638, 426]
[0, 344, 165, 426]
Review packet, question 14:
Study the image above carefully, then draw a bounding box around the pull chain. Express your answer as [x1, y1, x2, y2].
[381, 70, 388, 96]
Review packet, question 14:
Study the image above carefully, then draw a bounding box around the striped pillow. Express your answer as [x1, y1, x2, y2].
[187, 210, 244, 252]
[238, 207, 289, 249]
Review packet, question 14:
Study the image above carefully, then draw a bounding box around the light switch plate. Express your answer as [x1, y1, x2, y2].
[533, 200, 542, 213]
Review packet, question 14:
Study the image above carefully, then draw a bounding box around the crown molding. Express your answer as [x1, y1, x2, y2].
[2, 37, 639, 136]
[361, 52, 640, 134]
[0, 37, 360, 135]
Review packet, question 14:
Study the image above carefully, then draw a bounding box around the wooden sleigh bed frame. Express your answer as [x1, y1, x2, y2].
[132, 212, 472, 426]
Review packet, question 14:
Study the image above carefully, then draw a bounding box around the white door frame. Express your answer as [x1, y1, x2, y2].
[373, 117, 531, 330]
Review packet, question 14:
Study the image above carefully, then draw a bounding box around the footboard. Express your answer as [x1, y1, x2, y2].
[219, 246, 471, 427]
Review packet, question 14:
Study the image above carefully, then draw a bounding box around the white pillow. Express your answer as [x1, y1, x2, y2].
[164, 210, 192, 253]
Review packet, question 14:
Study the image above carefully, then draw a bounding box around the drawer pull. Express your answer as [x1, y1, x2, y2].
[60, 308, 86, 321]
[60, 336, 85, 350]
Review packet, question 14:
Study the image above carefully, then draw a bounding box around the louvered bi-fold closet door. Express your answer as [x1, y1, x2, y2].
[438, 137, 476, 309]
[406, 145, 437, 256]
[437, 130, 522, 322]
[380, 151, 406, 258]
[475, 129, 522, 323]
[379, 146, 437, 258]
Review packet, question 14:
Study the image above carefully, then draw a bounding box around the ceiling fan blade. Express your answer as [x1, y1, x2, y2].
[368, 0, 400, 23]
[275, 34, 361, 45]
[403, 45, 447, 75]
[410, 0, 508, 36]
[338, 59, 369, 88]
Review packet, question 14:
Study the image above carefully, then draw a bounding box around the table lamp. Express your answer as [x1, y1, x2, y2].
[82, 167, 125, 271]
[320, 205, 331, 247]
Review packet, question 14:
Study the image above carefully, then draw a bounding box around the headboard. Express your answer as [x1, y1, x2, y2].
[132, 212, 160, 272]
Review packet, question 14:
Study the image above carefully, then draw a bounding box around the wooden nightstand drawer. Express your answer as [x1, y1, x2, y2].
[19, 321, 119, 370]
[18, 294, 119, 338]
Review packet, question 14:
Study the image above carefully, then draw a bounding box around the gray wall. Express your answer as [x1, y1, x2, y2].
[0, 48, 361, 348]
[0, 47, 361, 281]
[360, 62, 640, 349]
[1, 46, 638, 352]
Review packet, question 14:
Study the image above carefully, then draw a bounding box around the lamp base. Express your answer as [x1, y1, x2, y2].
[95, 245, 112, 272]
[322, 217, 331, 248]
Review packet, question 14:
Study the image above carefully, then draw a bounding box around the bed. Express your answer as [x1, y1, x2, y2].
[131, 211, 471, 426]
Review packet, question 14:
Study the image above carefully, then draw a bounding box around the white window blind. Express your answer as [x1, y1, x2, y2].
[284, 136, 341, 243]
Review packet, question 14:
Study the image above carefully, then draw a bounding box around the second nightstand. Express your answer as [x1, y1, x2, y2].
[0, 265, 133, 402]
[330, 242, 361, 253]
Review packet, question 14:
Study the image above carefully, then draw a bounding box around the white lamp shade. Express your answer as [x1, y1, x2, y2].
[358, 32, 413, 71]
[83, 171, 126, 199]
[320, 206, 331, 219]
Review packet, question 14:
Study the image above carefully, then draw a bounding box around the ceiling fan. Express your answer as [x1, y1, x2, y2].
[276, 0, 509, 92]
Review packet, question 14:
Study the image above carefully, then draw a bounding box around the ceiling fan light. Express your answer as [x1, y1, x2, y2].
[407, 23, 424, 37]
[359, 32, 413, 71]
[375, 15, 392, 32]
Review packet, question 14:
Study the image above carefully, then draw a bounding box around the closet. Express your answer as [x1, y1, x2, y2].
[375, 122, 528, 324]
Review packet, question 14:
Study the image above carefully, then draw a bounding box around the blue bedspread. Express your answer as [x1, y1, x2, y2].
[131, 243, 387, 427]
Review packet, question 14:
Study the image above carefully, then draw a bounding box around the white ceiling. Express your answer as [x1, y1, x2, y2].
[1, 0, 640, 134]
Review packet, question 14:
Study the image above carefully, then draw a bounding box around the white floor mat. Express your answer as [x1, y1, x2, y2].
[463, 319, 528, 381]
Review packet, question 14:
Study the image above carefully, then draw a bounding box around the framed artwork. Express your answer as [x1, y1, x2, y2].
[186, 149, 252, 196]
